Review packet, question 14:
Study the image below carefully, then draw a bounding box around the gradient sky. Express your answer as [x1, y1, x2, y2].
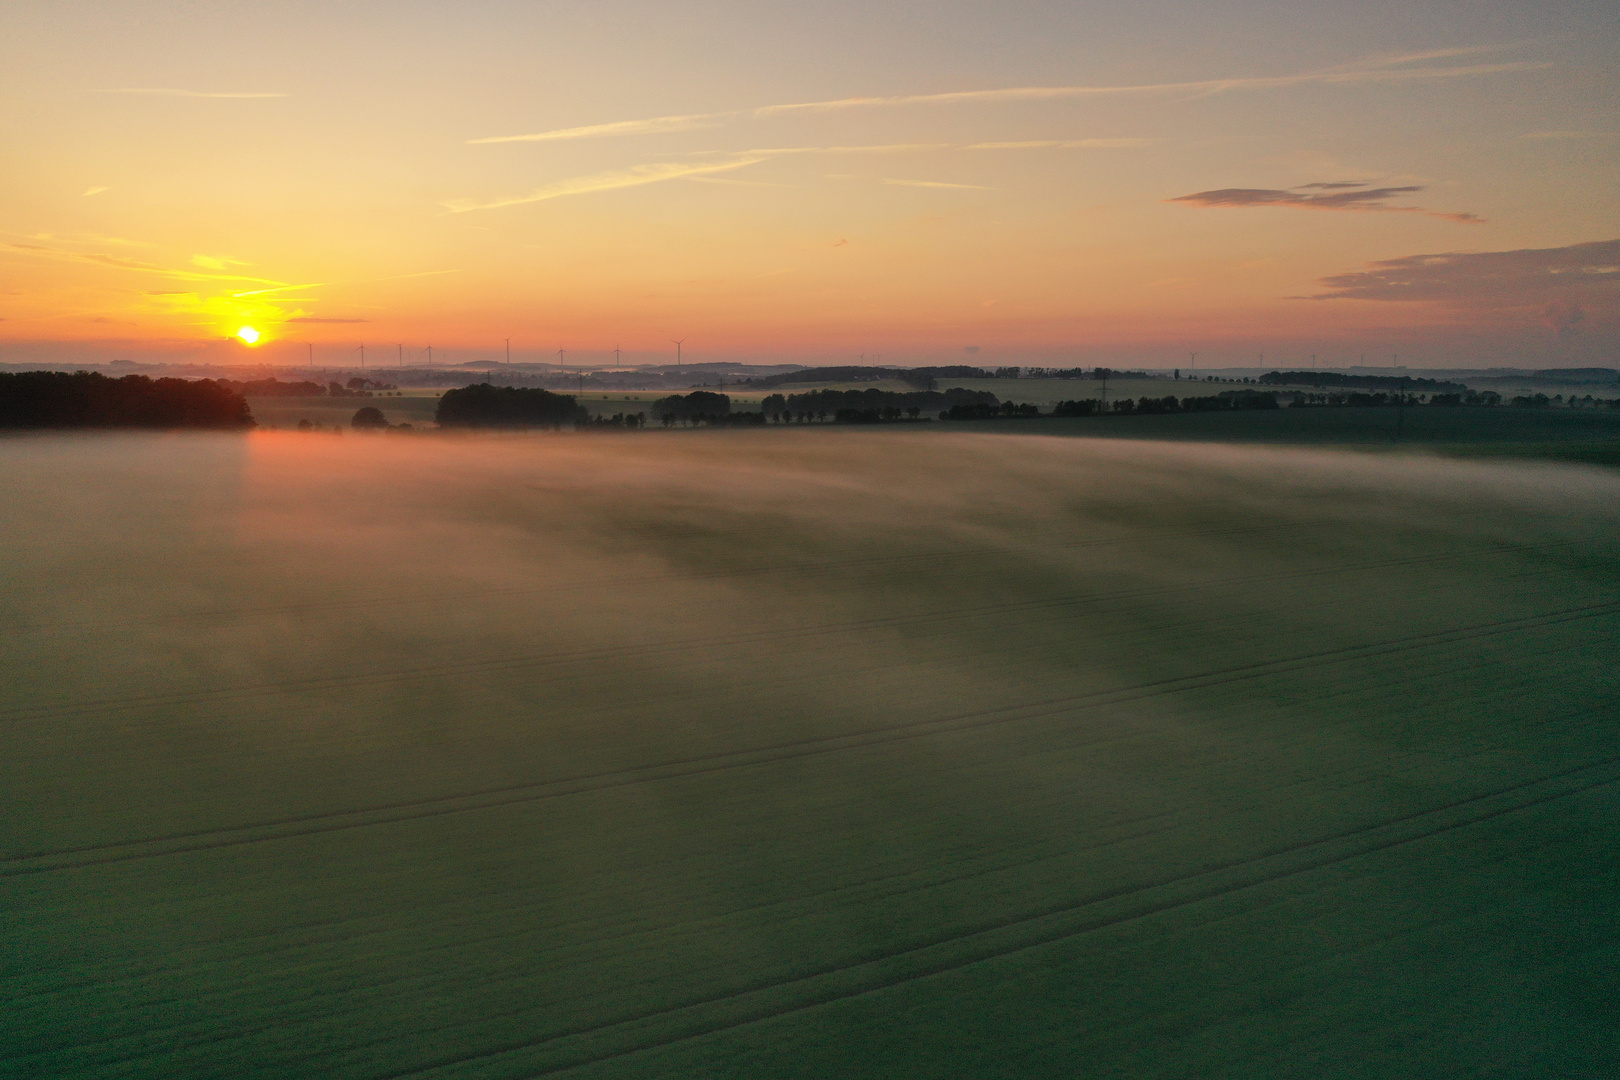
[2, 0, 1616, 368]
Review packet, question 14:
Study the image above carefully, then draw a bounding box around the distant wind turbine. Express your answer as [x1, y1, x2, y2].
[357, 343, 365, 369]
[672, 338, 685, 369]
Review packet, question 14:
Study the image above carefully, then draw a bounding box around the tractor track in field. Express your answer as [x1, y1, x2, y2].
[314, 756, 1620, 1080]
[3, 597, 1614, 877]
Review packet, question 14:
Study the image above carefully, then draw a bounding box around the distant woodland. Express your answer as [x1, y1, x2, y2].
[435, 383, 589, 428]
[216, 377, 396, 397]
[0, 371, 253, 429]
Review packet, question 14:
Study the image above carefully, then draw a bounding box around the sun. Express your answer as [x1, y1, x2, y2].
[236, 326, 262, 345]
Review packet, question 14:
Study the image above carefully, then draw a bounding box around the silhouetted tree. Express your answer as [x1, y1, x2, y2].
[351, 406, 388, 429]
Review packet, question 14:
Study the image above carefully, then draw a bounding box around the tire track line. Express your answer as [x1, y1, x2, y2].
[5, 600, 1614, 875]
[339, 759, 1620, 1080]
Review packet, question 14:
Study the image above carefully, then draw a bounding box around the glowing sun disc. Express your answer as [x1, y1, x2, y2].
[236, 326, 261, 345]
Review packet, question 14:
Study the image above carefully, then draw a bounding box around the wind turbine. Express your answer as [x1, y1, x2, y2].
[357, 343, 366, 369]
[614, 345, 622, 366]
[505, 338, 511, 366]
[396, 343, 403, 366]
[672, 338, 685, 370]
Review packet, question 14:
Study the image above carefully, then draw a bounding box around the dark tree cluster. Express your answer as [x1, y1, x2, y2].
[1260, 371, 1466, 393]
[1017, 367, 1101, 379]
[435, 383, 588, 428]
[768, 387, 995, 418]
[941, 401, 1042, 420]
[651, 391, 732, 422]
[1289, 391, 1420, 408]
[833, 406, 928, 423]
[0, 371, 254, 429]
[582, 412, 650, 429]
[1418, 392, 1502, 407]
[1044, 392, 1284, 420]
[350, 407, 391, 430]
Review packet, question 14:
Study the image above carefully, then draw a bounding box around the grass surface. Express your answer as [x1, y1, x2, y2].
[1, 429, 1617, 1079]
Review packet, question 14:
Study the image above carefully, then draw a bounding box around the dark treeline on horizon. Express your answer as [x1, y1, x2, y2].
[218, 376, 397, 398]
[1260, 371, 1467, 392]
[765, 387, 997, 416]
[435, 383, 588, 428]
[0, 371, 253, 429]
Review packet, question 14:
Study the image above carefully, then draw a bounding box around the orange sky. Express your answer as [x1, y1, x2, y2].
[2, 1, 1616, 367]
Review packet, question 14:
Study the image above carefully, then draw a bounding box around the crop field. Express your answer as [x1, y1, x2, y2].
[247, 391, 444, 430]
[2, 429, 1617, 1079]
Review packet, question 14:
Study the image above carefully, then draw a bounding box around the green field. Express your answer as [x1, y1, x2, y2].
[2, 429, 1617, 1078]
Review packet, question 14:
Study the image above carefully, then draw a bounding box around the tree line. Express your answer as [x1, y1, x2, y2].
[216, 376, 397, 397]
[0, 371, 254, 428]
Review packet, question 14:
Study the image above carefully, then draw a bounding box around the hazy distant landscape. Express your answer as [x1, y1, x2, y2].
[4, 427, 1617, 1078]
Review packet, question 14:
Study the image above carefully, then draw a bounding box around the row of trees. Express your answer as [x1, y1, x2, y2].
[215, 376, 397, 397]
[1049, 391, 1280, 417]
[0, 371, 254, 428]
[1260, 371, 1466, 392]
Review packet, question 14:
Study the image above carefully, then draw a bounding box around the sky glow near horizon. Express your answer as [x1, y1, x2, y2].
[0, 0, 1616, 368]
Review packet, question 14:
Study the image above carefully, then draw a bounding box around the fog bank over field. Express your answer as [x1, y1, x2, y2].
[3, 429, 1618, 1079]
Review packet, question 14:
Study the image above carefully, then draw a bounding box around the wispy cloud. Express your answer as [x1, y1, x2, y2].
[1521, 130, 1618, 140]
[468, 113, 723, 144]
[746, 143, 952, 156]
[192, 254, 252, 270]
[1170, 182, 1484, 223]
[287, 317, 368, 324]
[685, 175, 792, 187]
[443, 158, 764, 213]
[0, 240, 288, 284]
[469, 50, 1541, 145]
[92, 88, 288, 98]
[1304, 239, 1620, 305]
[963, 138, 1156, 149]
[883, 178, 992, 190]
[82, 186, 110, 196]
